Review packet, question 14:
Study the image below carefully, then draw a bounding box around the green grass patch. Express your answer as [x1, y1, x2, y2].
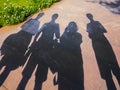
[0, 0, 60, 27]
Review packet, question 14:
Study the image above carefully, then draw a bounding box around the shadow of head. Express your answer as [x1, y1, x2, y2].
[52, 13, 59, 21]
[65, 21, 78, 33]
[35, 12, 44, 20]
[86, 13, 94, 21]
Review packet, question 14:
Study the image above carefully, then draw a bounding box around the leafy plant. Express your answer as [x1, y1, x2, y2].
[0, 0, 60, 26]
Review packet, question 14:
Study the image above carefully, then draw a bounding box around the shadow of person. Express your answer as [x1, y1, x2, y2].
[0, 12, 44, 87]
[86, 13, 120, 90]
[21, 12, 44, 35]
[52, 21, 84, 90]
[0, 31, 32, 86]
[17, 13, 60, 90]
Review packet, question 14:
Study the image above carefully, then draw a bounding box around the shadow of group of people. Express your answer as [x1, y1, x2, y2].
[0, 12, 120, 90]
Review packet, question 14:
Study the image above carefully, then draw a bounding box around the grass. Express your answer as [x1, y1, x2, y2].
[0, 0, 60, 27]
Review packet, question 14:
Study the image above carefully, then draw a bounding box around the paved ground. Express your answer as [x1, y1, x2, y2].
[0, 0, 120, 90]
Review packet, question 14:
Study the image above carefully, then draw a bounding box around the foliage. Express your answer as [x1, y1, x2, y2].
[0, 0, 60, 26]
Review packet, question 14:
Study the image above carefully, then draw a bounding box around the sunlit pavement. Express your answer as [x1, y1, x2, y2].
[0, 0, 120, 90]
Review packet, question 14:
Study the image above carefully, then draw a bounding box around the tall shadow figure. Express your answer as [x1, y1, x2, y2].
[0, 12, 44, 86]
[86, 13, 120, 90]
[17, 13, 60, 90]
[52, 21, 84, 90]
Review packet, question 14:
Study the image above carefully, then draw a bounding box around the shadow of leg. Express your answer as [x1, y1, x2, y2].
[0, 67, 10, 86]
[17, 76, 30, 90]
[33, 63, 48, 90]
[111, 64, 120, 86]
[105, 75, 116, 90]
[34, 81, 42, 90]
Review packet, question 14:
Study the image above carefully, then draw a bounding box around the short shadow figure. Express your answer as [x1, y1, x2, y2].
[86, 13, 120, 90]
[52, 22, 84, 90]
[0, 12, 44, 86]
[17, 13, 60, 90]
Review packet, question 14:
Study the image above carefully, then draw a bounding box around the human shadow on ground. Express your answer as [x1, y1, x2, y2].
[0, 31, 32, 86]
[86, 13, 120, 90]
[51, 21, 84, 90]
[17, 13, 60, 90]
[0, 12, 44, 86]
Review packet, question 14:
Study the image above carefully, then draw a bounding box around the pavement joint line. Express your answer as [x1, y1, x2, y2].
[2, 85, 9, 90]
